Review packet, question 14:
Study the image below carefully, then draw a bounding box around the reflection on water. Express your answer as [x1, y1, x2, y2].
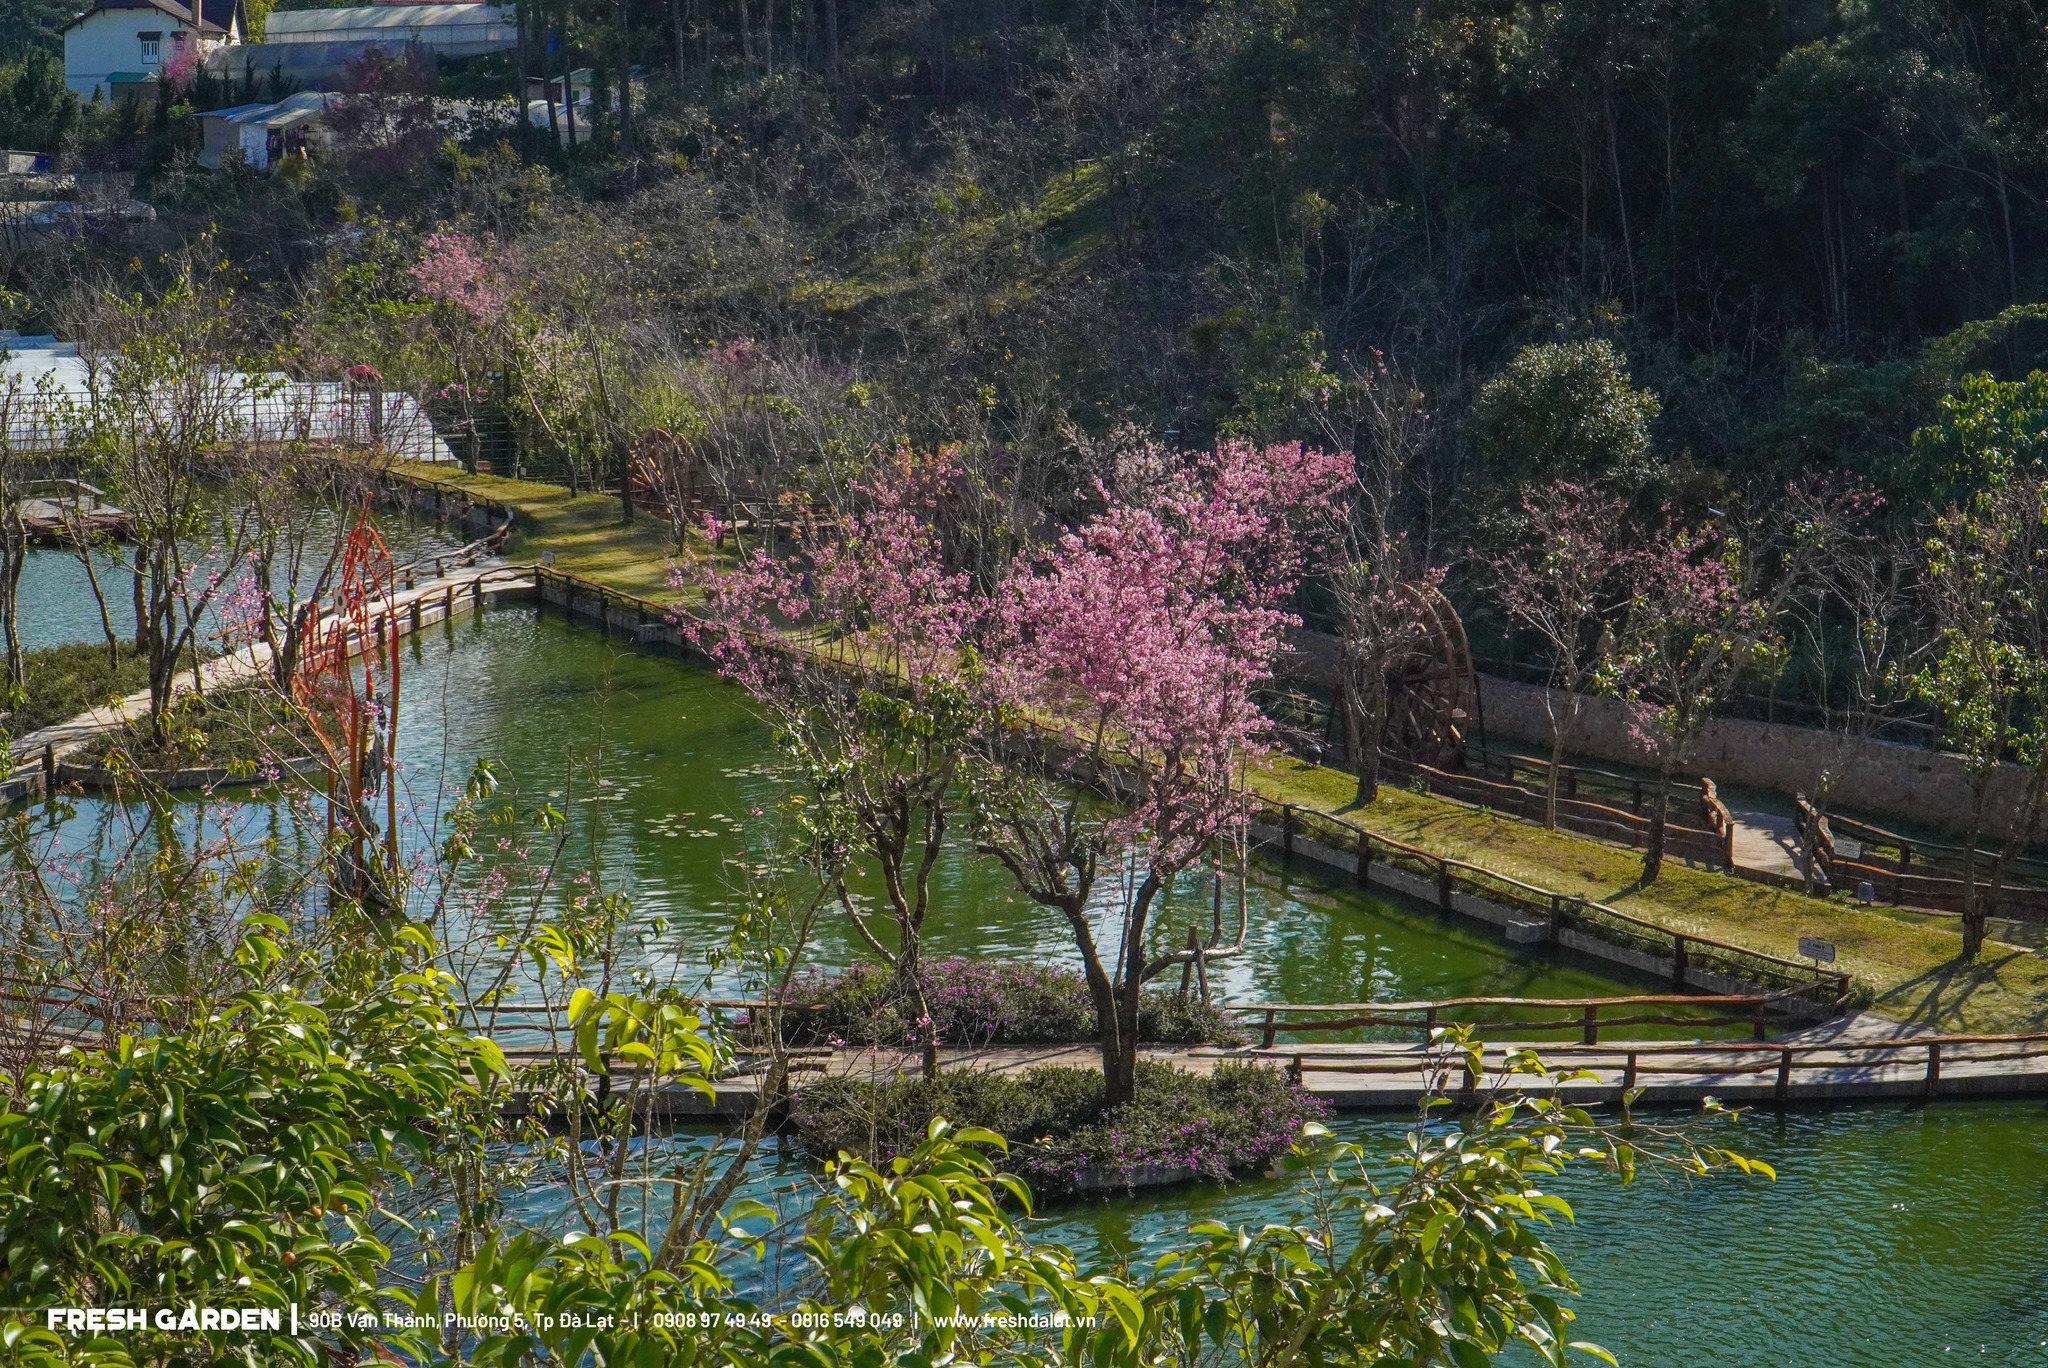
[43, 608, 1662, 1009]
[503, 1103, 2048, 1368]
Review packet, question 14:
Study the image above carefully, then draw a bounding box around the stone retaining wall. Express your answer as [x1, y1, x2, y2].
[1474, 674, 2035, 839]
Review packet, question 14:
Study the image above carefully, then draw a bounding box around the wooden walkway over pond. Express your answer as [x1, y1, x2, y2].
[468, 993, 2048, 1119]
[474, 1026, 2048, 1121]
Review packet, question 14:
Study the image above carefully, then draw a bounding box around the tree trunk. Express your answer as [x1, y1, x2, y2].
[1544, 731, 1566, 830]
[0, 527, 23, 692]
[1088, 967, 1122, 1103]
[618, 437, 636, 523]
[1641, 767, 1672, 884]
[1354, 739, 1382, 806]
[614, 0, 633, 153]
[1347, 661, 1386, 806]
[1960, 786, 1989, 960]
[131, 555, 148, 647]
[1104, 873, 1162, 1108]
[560, 13, 579, 148]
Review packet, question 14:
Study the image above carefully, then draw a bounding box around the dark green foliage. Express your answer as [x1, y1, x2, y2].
[3, 640, 150, 738]
[0, 954, 483, 1366]
[0, 50, 76, 153]
[0, 0, 68, 60]
[775, 958, 1242, 1047]
[1471, 340, 1661, 488]
[1910, 369, 2048, 501]
[46, 0, 2048, 516]
[790, 1060, 1325, 1197]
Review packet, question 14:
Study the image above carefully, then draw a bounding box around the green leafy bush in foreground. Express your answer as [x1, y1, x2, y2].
[0, 919, 488, 1367]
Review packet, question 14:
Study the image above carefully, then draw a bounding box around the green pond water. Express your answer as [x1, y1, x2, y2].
[30, 602, 2048, 1365]
[15, 507, 470, 654]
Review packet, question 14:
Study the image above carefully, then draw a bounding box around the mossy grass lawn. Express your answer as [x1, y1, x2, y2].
[1260, 755, 2048, 1035]
[77, 684, 316, 773]
[6, 641, 153, 738]
[390, 471, 2048, 1036]
[394, 463, 686, 603]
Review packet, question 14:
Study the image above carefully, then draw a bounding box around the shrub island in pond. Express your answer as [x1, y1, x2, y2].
[770, 959, 1319, 1197]
[792, 1058, 1326, 1197]
[762, 957, 1243, 1049]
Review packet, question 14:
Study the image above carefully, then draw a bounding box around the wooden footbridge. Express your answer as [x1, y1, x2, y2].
[1, 536, 532, 805]
[9, 974, 2048, 1122]
[420, 991, 2048, 1120]
[16, 479, 132, 544]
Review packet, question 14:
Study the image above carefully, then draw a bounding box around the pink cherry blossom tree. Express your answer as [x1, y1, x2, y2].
[683, 436, 1344, 1100]
[679, 447, 983, 1079]
[411, 231, 506, 319]
[410, 229, 505, 473]
[984, 438, 1348, 1106]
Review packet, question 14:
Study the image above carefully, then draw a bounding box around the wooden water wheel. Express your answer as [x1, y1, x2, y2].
[1380, 583, 1480, 770]
[627, 427, 699, 535]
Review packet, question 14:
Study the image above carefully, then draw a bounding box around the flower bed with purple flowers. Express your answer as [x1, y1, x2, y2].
[765, 959, 1242, 1048]
[790, 1060, 1325, 1199]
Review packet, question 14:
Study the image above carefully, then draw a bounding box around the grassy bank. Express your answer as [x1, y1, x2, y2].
[5, 641, 152, 738]
[392, 469, 2048, 1035]
[1260, 756, 2048, 1035]
[394, 464, 685, 602]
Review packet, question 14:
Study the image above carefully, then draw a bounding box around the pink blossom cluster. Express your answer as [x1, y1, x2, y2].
[710, 338, 766, 369]
[410, 230, 505, 321]
[214, 552, 271, 650]
[682, 436, 1350, 866]
[163, 48, 198, 88]
[679, 446, 978, 697]
[996, 439, 1349, 861]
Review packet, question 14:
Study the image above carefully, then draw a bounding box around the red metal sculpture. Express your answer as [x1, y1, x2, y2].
[291, 505, 402, 914]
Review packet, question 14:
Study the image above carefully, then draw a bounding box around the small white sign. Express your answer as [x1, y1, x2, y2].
[1798, 936, 1837, 964]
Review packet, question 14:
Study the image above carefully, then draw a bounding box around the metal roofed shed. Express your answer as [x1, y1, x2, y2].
[203, 40, 394, 89]
[262, 4, 516, 58]
[196, 91, 335, 169]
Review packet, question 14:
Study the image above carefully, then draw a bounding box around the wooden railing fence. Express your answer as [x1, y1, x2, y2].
[1290, 1031, 2048, 1103]
[1256, 798, 1851, 1007]
[452, 555, 1859, 1012]
[1230, 992, 1780, 1048]
[1383, 753, 1736, 869]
